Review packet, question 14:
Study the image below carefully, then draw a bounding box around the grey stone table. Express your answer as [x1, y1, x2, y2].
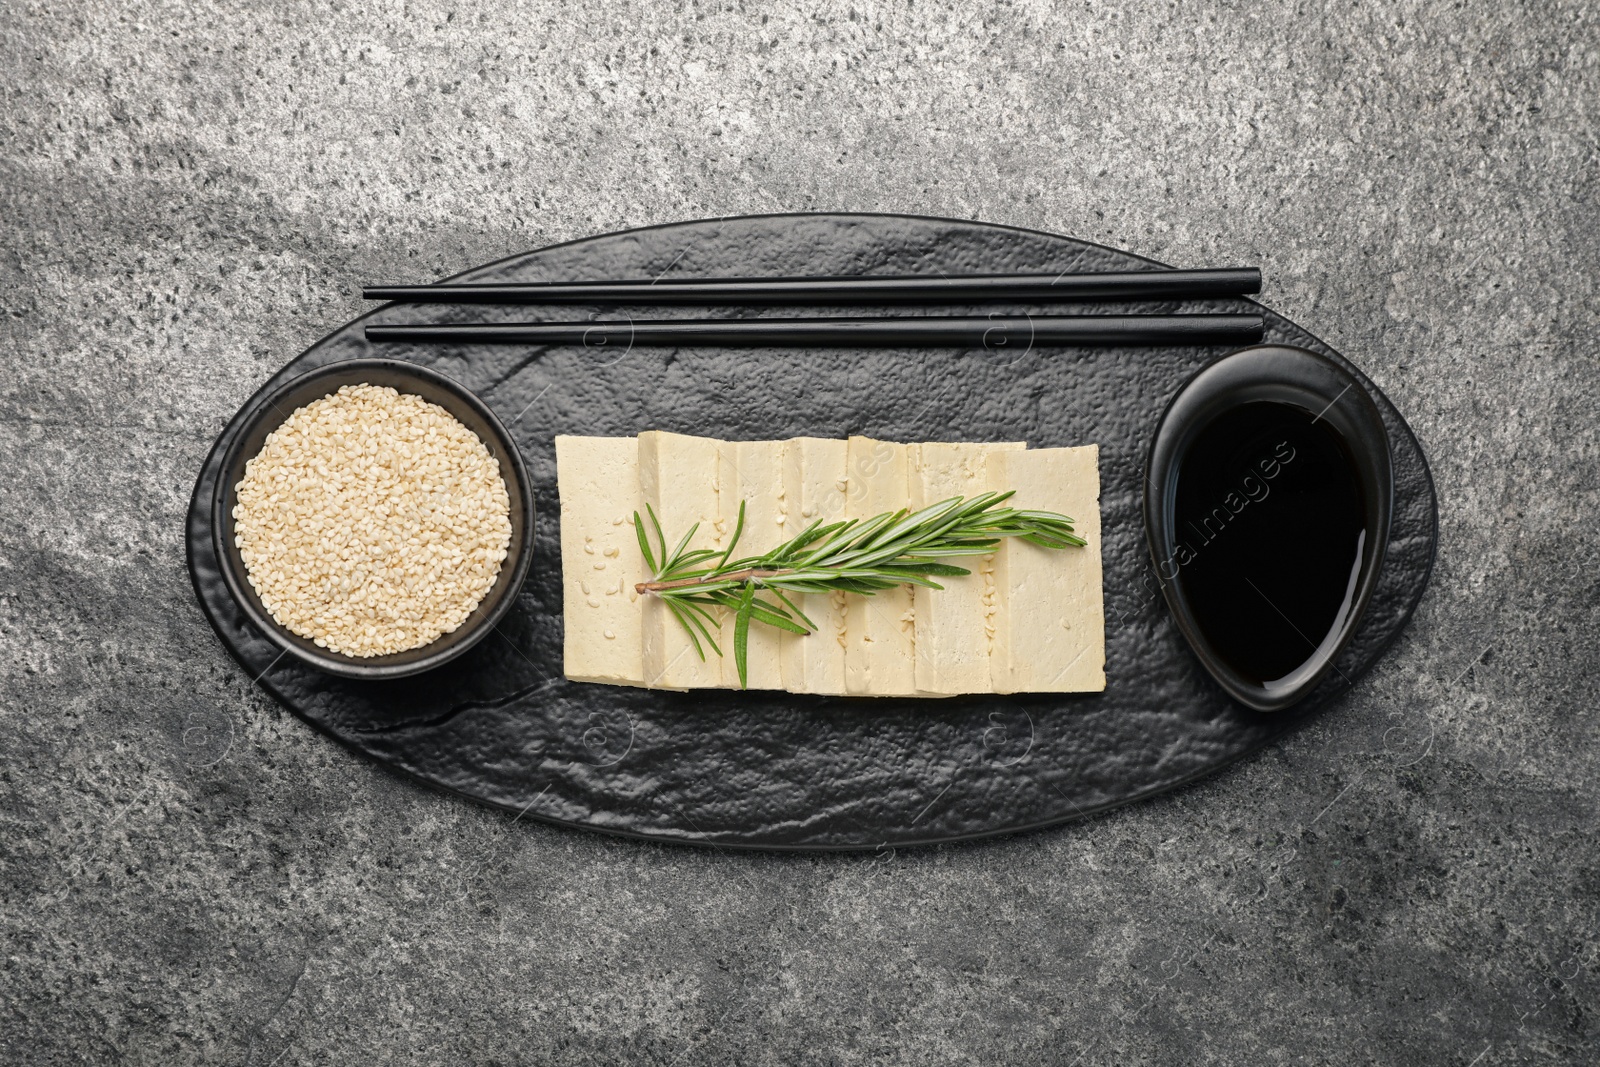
[2, 2, 1596, 1063]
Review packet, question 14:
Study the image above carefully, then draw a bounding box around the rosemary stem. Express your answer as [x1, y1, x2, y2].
[636, 568, 790, 595]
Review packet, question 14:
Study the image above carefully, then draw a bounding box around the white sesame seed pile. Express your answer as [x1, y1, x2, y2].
[232, 383, 513, 658]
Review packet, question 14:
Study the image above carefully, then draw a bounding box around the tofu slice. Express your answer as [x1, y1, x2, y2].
[555, 435, 646, 687]
[639, 430, 725, 690]
[910, 441, 1026, 695]
[717, 439, 789, 691]
[988, 446, 1106, 693]
[778, 436, 849, 695]
[843, 436, 917, 696]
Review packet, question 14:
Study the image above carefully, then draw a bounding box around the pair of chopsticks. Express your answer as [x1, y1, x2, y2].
[362, 268, 1264, 348]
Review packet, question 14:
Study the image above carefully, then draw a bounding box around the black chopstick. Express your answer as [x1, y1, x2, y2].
[363, 268, 1260, 306]
[364, 314, 1264, 348]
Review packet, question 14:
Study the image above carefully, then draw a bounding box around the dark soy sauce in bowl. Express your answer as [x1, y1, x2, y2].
[1144, 344, 1394, 712]
[1173, 403, 1366, 686]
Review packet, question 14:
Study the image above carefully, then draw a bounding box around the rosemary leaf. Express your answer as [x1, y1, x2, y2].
[645, 503, 668, 564]
[717, 500, 747, 570]
[667, 522, 701, 571]
[733, 582, 755, 689]
[768, 588, 817, 632]
[634, 511, 658, 573]
[666, 601, 706, 661]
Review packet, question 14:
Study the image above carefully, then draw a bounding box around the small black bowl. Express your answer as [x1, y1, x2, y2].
[1144, 345, 1393, 711]
[212, 358, 535, 680]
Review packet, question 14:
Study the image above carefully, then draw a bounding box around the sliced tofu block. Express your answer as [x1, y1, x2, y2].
[559, 432, 1104, 697]
[779, 436, 849, 695]
[639, 430, 725, 690]
[843, 436, 917, 696]
[910, 441, 1026, 695]
[717, 439, 789, 691]
[555, 435, 646, 687]
[988, 446, 1106, 693]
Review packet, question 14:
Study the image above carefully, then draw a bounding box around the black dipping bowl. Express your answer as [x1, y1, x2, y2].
[1144, 345, 1394, 712]
[212, 358, 535, 680]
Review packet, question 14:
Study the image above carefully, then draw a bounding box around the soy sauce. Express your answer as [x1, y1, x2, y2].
[1172, 402, 1366, 685]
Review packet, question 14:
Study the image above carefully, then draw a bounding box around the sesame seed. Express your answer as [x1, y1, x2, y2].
[232, 383, 512, 658]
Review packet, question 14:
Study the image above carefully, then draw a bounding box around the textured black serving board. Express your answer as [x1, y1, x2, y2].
[187, 213, 1437, 850]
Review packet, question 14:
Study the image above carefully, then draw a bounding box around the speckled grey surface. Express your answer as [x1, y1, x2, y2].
[2, 2, 1596, 1063]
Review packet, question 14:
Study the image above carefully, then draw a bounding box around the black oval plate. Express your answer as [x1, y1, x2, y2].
[186, 213, 1438, 850]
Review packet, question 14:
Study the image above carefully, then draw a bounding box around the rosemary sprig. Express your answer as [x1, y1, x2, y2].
[632, 491, 1087, 688]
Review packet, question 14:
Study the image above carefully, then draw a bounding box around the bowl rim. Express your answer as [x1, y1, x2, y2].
[1143, 344, 1395, 712]
[210, 357, 535, 680]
